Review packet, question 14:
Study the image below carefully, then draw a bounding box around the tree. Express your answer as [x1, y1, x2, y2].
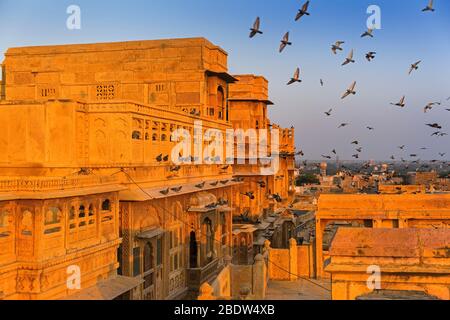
[296, 173, 320, 186]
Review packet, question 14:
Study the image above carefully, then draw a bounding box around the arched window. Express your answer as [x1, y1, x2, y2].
[221, 213, 227, 245]
[189, 231, 198, 268]
[144, 242, 154, 272]
[44, 207, 61, 225]
[217, 86, 225, 120]
[203, 218, 214, 261]
[79, 205, 85, 218]
[132, 131, 141, 140]
[88, 204, 95, 225]
[69, 206, 76, 229]
[88, 204, 94, 216]
[102, 199, 111, 211]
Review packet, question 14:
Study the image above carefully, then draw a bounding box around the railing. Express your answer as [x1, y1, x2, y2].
[85, 100, 232, 130]
[186, 259, 220, 289]
[0, 175, 118, 192]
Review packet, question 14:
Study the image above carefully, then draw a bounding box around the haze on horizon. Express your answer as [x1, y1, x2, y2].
[0, 0, 449, 161]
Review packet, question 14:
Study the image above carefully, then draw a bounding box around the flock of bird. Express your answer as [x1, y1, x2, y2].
[248, 0, 448, 168]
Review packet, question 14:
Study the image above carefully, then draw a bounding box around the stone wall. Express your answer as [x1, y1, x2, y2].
[198, 254, 267, 300]
[3, 38, 227, 105]
[326, 228, 450, 300]
[378, 184, 426, 194]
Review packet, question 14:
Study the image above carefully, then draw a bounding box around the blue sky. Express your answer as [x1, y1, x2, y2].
[1, 0, 449, 160]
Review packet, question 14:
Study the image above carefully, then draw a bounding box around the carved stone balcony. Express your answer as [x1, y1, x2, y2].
[186, 258, 220, 290]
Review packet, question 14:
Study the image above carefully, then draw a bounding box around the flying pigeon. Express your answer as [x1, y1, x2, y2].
[331, 41, 345, 54]
[426, 123, 442, 129]
[365, 52, 376, 61]
[422, 0, 435, 12]
[295, 1, 311, 21]
[279, 32, 292, 53]
[391, 96, 406, 107]
[249, 17, 263, 38]
[409, 61, 421, 75]
[361, 28, 374, 38]
[341, 81, 357, 99]
[424, 102, 440, 113]
[342, 49, 355, 66]
[287, 67, 302, 85]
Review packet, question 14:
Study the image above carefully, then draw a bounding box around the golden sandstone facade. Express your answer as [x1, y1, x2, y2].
[0, 38, 295, 300]
[318, 194, 450, 299]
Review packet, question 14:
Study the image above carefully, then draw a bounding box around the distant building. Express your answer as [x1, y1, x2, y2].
[406, 171, 438, 186]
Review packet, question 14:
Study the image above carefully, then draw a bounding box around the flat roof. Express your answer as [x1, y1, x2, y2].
[5, 37, 228, 56]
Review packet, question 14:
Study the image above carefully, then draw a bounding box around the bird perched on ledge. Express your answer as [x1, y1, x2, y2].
[241, 191, 255, 200]
[257, 180, 266, 188]
[160, 188, 170, 195]
[171, 186, 183, 193]
[195, 182, 206, 189]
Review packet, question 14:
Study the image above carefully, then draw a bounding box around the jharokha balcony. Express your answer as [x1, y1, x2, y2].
[186, 258, 221, 291]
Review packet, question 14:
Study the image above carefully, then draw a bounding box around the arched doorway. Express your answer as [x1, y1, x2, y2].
[217, 86, 225, 120]
[143, 242, 155, 300]
[189, 231, 198, 268]
[203, 218, 214, 264]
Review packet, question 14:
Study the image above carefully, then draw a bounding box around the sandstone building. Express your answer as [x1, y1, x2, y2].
[0, 38, 295, 300]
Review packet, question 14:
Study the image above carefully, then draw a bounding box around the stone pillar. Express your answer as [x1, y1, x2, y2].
[263, 240, 271, 278]
[289, 238, 298, 281]
[252, 254, 266, 299]
[198, 283, 215, 300]
[196, 241, 201, 268]
[315, 219, 324, 279]
[224, 255, 232, 266]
